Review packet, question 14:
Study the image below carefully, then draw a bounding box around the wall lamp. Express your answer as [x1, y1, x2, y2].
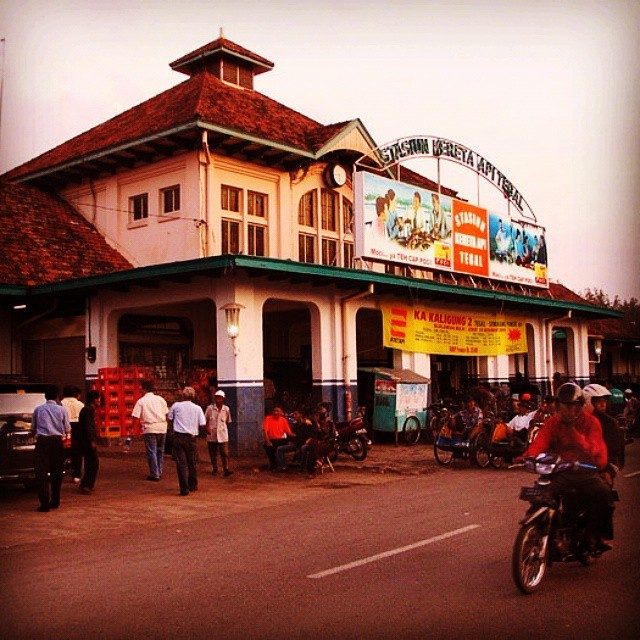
[594, 339, 602, 362]
[222, 303, 244, 354]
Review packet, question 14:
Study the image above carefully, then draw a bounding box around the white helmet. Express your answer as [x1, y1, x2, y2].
[582, 383, 611, 410]
[556, 382, 585, 405]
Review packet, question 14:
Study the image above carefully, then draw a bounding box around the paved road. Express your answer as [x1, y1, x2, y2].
[2, 441, 639, 639]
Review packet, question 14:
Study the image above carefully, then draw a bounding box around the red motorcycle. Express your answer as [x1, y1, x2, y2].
[319, 403, 370, 462]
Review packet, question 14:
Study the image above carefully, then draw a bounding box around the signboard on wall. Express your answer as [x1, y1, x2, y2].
[381, 302, 528, 356]
[354, 170, 548, 288]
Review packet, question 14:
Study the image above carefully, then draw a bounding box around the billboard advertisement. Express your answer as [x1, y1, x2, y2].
[355, 170, 548, 288]
[382, 302, 528, 356]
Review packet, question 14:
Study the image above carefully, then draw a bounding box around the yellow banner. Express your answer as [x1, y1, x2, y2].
[382, 303, 527, 356]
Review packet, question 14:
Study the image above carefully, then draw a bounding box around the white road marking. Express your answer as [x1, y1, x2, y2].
[623, 470, 640, 478]
[307, 524, 481, 579]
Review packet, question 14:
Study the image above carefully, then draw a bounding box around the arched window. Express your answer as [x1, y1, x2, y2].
[298, 190, 316, 227]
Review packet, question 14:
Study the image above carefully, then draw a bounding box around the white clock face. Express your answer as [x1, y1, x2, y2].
[332, 164, 347, 186]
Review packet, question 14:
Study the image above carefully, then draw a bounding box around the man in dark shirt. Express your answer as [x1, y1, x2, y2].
[77, 390, 101, 494]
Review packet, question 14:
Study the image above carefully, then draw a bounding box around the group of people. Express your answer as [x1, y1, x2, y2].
[131, 380, 233, 497]
[33, 379, 235, 511]
[262, 404, 336, 474]
[446, 380, 626, 553]
[493, 221, 547, 267]
[374, 189, 450, 244]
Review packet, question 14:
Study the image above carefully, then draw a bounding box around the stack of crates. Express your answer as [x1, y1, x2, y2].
[93, 366, 151, 439]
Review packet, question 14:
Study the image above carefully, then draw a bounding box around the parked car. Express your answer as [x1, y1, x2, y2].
[0, 392, 44, 487]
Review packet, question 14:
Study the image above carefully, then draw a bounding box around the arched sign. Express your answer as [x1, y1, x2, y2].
[353, 135, 548, 288]
[355, 135, 535, 219]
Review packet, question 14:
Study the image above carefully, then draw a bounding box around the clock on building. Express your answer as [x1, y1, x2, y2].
[324, 163, 347, 188]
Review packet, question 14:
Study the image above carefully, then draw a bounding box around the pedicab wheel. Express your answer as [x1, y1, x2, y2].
[512, 522, 549, 594]
[433, 439, 454, 465]
[490, 455, 505, 469]
[472, 435, 491, 468]
[425, 415, 440, 444]
[403, 416, 421, 446]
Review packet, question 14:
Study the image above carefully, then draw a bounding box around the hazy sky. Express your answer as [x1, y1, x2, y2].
[1, 0, 638, 299]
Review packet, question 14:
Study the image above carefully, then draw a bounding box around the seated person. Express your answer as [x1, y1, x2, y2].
[276, 410, 315, 471]
[531, 395, 556, 424]
[451, 396, 483, 442]
[262, 406, 295, 471]
[303, 408, 337, 472]
[506, 400, 537, 446]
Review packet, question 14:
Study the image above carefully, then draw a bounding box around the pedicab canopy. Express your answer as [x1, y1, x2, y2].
[358, 367, 430, 435]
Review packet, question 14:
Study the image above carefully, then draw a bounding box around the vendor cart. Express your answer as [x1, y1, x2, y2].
[358, 367, 430, 445]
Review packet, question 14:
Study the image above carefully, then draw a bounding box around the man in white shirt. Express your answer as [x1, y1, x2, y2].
[131, 380, 168, 481]
[168, 387, 206, 496]
[507, 399, 536, 445]
[205, 389, 233, 477]
[61, 385, 84, 483]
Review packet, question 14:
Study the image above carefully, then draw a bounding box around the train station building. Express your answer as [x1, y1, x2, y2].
[0, 35, 620, 452]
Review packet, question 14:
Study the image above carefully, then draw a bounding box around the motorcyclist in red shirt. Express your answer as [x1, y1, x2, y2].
[520, 382, 614, 553]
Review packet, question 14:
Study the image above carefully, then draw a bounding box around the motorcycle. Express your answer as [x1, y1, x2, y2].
[329, 407, 371, 462]
[427, 403, 452, 444]
[511, 453, 617, 594]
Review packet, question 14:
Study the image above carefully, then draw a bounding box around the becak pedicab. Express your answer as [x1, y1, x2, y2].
[433, 396, 489, 467]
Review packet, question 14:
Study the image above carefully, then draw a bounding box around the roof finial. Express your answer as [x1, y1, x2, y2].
[219, 27, 224, 39]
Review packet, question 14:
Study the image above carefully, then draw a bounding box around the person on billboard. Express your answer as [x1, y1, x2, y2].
[520, 232, 533, 266]
[513, 228, 525, 265]
[429, 193, 448, 240]
[411, 192, 427, 232]
[385, 189, 400, 240]
[494, 220, 511, 262]
[534, 234, 547, 265]
[374, 196, 389, 238]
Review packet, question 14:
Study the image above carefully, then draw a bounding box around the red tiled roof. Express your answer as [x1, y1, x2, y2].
[589, 317, 639, 341]
[398, 165, 458, 198]
[0, 182, 131, 286]
[170, 37, 274, 74]
[548, 282, 591, 304]
[3, 72, 350, 182]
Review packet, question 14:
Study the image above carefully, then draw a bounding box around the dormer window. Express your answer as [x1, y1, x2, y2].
[169, 33, 274, 91]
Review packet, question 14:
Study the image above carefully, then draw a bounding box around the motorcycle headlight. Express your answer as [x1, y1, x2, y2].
[534, 462, 555, 475]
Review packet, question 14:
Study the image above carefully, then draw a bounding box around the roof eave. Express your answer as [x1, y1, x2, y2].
[171, 46, 274, 75]
[19, 255, 620, 319]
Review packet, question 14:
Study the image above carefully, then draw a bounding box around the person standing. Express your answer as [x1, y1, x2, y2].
[33, 386, 71, 512]
[61, 385, 84, 484]
[131, 380, 168, 482]
[168, 387, 206, 496]
[205, 390, 233, 477]
[77, 390, 100, 494]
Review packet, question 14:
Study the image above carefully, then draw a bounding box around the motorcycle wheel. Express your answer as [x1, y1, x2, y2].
[347, 436, 368, 461]
[512, 521, 549, 594]
[403, 416, 421, 446]
[433, 440, 454, 466]
[472, 435, 491, 468]
[490, 455, 505, 469]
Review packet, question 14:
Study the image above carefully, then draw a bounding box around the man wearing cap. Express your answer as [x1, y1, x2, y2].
[205, 390, 233, 477]
[168, 387, 206, 496]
